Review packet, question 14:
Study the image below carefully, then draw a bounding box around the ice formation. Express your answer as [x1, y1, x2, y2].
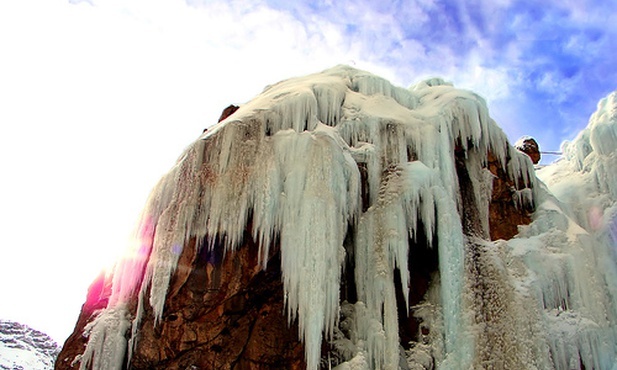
[531, 91, 617, 369]
[76, 66, 617, 369]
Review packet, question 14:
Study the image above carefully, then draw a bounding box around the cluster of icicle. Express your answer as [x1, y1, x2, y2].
[76, 65, 617, 370]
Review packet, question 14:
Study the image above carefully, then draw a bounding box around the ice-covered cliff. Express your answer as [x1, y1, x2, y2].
[56, 66, 617, 370]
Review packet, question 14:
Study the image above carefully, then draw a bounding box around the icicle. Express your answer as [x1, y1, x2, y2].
[79, 304, 131, 370]
[513, 188, 534, 210]
[312, 81, 347, 127]
[433, 188, 473, 368]
[273, 128, 360, 370]
[350, 71, 418, 110]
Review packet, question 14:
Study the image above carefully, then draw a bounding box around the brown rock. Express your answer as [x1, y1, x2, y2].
[218, 105, 240, 123]
[486, 151, 533, 240]
[56, 235, 305, 370]
[128, 235, 305, 370]
[203, 105, 241, 133]
[515, 137, 541, 164]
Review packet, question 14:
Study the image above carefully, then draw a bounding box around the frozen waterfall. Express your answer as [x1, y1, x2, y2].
[75, 66, 617, 370]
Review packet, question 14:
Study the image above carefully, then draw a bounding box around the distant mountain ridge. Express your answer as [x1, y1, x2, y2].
[0, 320, 60, 370]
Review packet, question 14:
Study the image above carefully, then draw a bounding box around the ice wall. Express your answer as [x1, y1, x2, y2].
[75, 66, 617, 370]
[529, 90, 617, 370]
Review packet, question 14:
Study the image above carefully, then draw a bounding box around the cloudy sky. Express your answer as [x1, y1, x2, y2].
[0, 0, 615, 343]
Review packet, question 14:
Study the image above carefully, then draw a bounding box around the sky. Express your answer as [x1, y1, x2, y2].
[0, 0, 615, 343]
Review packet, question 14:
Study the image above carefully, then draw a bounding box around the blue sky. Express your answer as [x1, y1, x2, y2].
[0, 0, 615, 343]
[260, 0, 617, 152]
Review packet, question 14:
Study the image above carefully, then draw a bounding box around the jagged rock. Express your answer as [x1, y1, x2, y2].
[129, 237, 305, 369]
[218, 104, 240, 123]
[515, 136, 541, 164]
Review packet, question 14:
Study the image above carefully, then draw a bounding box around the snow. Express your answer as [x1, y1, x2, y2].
[0, 344, 49, 370]
[0, 320, 60, 370]
[73, 66, 617, 370]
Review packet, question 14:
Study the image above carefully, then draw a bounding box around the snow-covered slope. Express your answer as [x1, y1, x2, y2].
[66, 66, 617, 370]
[537, 91, 617, 232]
[0, 320, 60, 370]
[527, 91, 617, 369]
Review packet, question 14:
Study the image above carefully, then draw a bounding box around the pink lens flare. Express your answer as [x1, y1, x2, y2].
[107, 215, 156, 307]
[588, 206, 604, 231]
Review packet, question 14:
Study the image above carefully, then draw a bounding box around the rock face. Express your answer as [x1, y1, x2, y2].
[486, 151, 533, 240]
[57, 67, 617, 370]
[58, 241, 306, 370]
[129, 238, 305, 370]
[0, 320, 60, 370]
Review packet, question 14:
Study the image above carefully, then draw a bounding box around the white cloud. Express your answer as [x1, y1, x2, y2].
[0, 0, 401, 342]
[457, 65, 513, 101]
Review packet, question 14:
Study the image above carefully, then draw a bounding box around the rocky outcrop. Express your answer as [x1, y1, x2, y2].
[203, 105, 240, 133]
[515, 136, 541, 164]
[218, 105, 240, 123]
[486, 151, 533, 240]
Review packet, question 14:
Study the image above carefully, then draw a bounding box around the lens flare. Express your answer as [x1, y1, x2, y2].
[588, 205, 604, 231]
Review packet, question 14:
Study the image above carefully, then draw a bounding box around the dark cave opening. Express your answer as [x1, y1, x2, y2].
[341, 223, 358, 304]
[395, 219, 439, 350]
